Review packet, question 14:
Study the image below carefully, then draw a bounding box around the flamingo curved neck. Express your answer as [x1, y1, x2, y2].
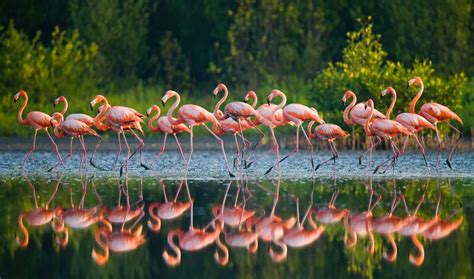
[164, 230, 183, 265]
[343, 92, 356, 125]
[410, 81, 424, 114]
[248, 92, 258, 108]
[307, 121, 316, 138]
[167, 93, 181, 126]
[148, 106, 161, 133]
[16, 213, 29, 247]
[214, 87, 228, 120]
[59, 97, 68, 115]
[17, 92, 29, 125]
[94, 100, 110, 131]
[271, 92, 287, 125]
[364, 102, 375, 136]
[386, 90, 397, 119]
[409, 234, 424, 266]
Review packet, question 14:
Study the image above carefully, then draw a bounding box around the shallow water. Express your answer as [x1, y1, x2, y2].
[0, 173, 472, 278]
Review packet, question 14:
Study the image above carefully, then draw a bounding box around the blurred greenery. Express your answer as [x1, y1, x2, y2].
[0, 0, 472, 136]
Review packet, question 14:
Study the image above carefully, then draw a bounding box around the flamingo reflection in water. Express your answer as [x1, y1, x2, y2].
[162, 180, 226, 267]
[92, 218, 146, 265]
[344, 178, 381, 254]
[212, 181, 256, 228]
[147, 180, 191, 232]
[421, 192, 463, 241]
[16, 176, 66, 248]
[371, 191, 410, 262]
[54, 176, 102, 247]
[398, 189, 439, 266]
[313, 180, 349, 225]
[272, 189, 325, 262]
[100, 177, 145, 229]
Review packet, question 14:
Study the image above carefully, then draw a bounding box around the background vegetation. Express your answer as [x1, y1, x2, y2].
[0, 0, 472, 136]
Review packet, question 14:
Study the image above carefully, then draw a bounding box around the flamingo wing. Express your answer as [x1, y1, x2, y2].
[419, 103, 463, 125]
[66, 113, 95, 126]
[26, 111, 52, 128]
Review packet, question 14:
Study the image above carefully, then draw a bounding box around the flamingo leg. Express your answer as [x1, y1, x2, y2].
[446, 122, 463, 169]
[315, 140, 338, 171]
[173, 134, 186, 162]
[242, 122, 266, 169]
[78, 136, 88, 171]
[48, 137, 74, 172]
[202, 124, 235, 177]
[375, 139, 400, 174]
[360, 137, 382, 166]
[184, 126, 194, 177]
[413, 133, 430, 175]
[401, 135, 410, 154]
[161, 181, 169, 203]
[266, 125, 304, 175]
[45, 128, 64, 165]
[129, 128, 149, 170]
[156, 133, 168, 160]
[112, 132, 122, 170]
[89, 133, 104, 170]
[22, 129, 39, 168]
[434, 124, 442, 174]
[120, 130, 131, 175]
[233, 133, 241, 169]
[173, 180, 184, 202]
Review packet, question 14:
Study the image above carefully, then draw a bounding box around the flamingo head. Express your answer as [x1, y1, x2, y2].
[53, 96, 65, 107]
[267, 90, 279, 105]
[50, 112, 63, 127]
[364, 99, 374, 110]
[161, 90, 177, 106]
[408, 77, 422, 86]
[381, 87, 395, 97]
[146, 105, 160, 117]
[341, 90, 354, 105]
[244, 91, 256, 103]
[213, 83, 227, 96]
[90, 95, 106, 111]
[13, 91, 26, 102]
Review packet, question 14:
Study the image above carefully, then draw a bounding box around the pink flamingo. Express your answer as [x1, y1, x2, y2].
[212, 181, 255, 228]
[147, 180, 191, 232]
[421, 192, 463, 241]
[147, 105, 189, 164]
[54, 96, 97, 127]
[89, 95, 148, 173]
[408, 76, 463, 169]
[364, 99, 412, 173]
[13, 90, 63, 167]
[212, 84, 256, 167]
[161, 90, 234, 177]
[265, 90, 325, 175]
[381, 87, 436, 173]
[342, 90, 385, 164]
[50, 112, 102, 171]
[307, 121, 349, 171]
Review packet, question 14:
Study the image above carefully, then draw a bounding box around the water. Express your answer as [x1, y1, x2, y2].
[0, 172, 472, 278]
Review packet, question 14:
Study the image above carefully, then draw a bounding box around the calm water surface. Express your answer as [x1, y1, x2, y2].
[0, 174, 472, 278]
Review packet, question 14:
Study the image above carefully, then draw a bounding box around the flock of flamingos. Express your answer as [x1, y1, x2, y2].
[13, 76, 463, 176]
[16, 176, 463, 267]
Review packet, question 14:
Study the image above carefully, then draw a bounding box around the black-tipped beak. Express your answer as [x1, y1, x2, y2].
[341, 100, 344, 105]
[266, 98, 270, 105]
[161, 100, 165, 106]
[50, 120, 54, 127]
[53, 102, 56, 107]
[14, 98, 17, 103]
[406, 82, 409, 89]
[244, 99, 248, 103]
[213, 94, 216, 99]
[146, 112, 150, 117]
[364, 104, 368, 110]
[89, 104, 93, 111]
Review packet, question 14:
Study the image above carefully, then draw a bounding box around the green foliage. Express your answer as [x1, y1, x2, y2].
[312, 19, 467, 128]
[69, 0, 150, 82]
[0, 23, 98, 135]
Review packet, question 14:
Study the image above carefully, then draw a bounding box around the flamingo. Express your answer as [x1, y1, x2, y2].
[16, 177, 65, 248]
[161, 90, 234, 177]
[13, 90, 63, 167]
[407, 76, 463, 169]
[398, 191, 439, 266]
[50, 112, 102, 171]
[89, 95, 148, 173]
[212, 181, 255, 228]
[54, 96, 98, 127]
[92, 219, 146, 265]
[265, 89, 325, 175]
[162, 180, 225, 267]
[342, 90, 386, 165]
[421, 192, 463, 241]
[147, 180, 191, 232]
[307, 121, 349, 172]
[212, 84, 258, 168]
[381, 87, 436, 173]
[364, 99, 412, 173]
[146, 105, 189, 165]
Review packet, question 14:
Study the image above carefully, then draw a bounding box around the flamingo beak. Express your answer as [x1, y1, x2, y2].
[244, 99, 248, 103]
[161, 100, 165, 106]
[266, 98, 270, 105]
[89, 103, 94, 111]
[341, 100, 345, 105]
